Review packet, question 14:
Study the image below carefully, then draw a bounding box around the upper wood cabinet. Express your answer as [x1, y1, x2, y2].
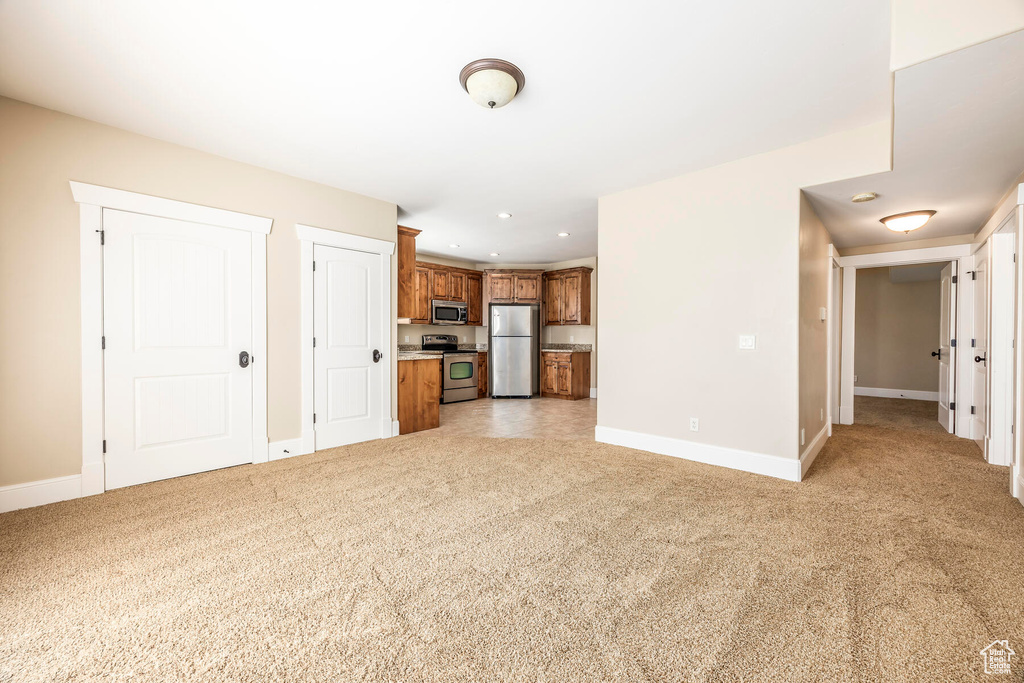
[542, 267, 592, 326]
[449, 271, 466, 302]
[467, 273, 483, 325]
[431, 269, 450, 301]
[412, 264, 432, 324]
[485, 270, 544, 306]
[397, 226, 421, 320]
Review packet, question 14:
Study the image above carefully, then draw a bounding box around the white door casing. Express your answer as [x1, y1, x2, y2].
[103, 210, 254, 489]
[314, 244, 385, 448]
[989, 230, 1017, 468]
[937, 262, 957, 433]
[972, 243, 990, 455]
[73, 181, 271, 497]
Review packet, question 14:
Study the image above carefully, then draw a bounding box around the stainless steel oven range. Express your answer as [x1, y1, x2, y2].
[421, 334, 478, 403]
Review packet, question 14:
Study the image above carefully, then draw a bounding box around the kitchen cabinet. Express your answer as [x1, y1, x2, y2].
[540, 351, 591, 400]
[477, 351, 488, 398]
[397, 226, 421, 320]
[408, 260, 484, 326]
[398, 358, 441, 434]
[542, 267, 592, 326]
[485, 269, 544, 305]
[412, 264, 432, 324]
[467, 273, 483, 325]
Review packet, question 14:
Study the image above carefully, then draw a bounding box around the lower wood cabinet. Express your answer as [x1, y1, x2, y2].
[398, 358, 441, 434]
[540, 351, 591, 400]
[478, 351, 488, 398]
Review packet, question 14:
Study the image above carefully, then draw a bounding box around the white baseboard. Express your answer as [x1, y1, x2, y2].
[391, 420, 401, 437]
[854, 386, 939, 401]
[800, 424, 830, 478]
[595, 426, 801, 482]
[589, 388, 597, 399]
[0, 474, 82, 514]
[269, 437, 309, 462]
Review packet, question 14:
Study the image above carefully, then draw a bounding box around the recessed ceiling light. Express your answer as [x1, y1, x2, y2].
[557, 232, 570, 237]
[852, 192, 878, 203]
[497, 212, 512, 219]
[490, 252, 500, 257]
[880, 210, 936, 234]
[449, 243, 460, 248]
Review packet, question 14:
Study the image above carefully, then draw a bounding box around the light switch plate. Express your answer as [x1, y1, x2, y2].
[800, 428, 806, 446]
[738, 334, 757, 350]
[819, 307, 827, 322]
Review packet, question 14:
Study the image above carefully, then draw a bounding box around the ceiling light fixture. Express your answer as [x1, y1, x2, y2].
[497, 212, 512, 219]
[851, 192, 878, 203]
[459, 59, 525, 109]
[449, 243, 460, 248]
[557, 232, 570, 237]
[880, 210, 936, 234]
[490, 252, 500, 257]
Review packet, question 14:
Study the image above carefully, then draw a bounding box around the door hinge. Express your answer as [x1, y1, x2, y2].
[313, 261, 316, 271]
[102, 439, 106, 453]
[970, 270, 977, 280]
[96, 229, 104, 245]
[972, 339, 976, 348]
[971, 405, 977, 415]
[952, 275, 958, 284]
[950, 402, 956, 411]
[313, 337, 317, 348]
[951, 339, 957, 347]
[313, 413, 316, 424]
[101, 336, 105, 350]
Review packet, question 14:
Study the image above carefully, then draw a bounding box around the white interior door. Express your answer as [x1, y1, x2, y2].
[972, 245, 990, 455]
[314, 244, 384, 449]
[103, 209, 253, 489]
[937, 262, 957, 432]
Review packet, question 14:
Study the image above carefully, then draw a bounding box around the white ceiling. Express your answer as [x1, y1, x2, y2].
[805, 30, 1024, 249]
[0, 0, 891, 263]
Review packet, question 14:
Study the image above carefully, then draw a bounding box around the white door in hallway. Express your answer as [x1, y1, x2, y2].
[971, 245, 990, 454]
[103, 209, 254, 489]
[314, 244, 385, 448]
[937, 262, 957, 433]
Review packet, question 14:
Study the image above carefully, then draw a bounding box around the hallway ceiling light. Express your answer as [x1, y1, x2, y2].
[851, 192, 878, 203]
[880, 210, 936, 234]
[497, 212, 512, 219]
[490, 252, 500, 256]
[459, 59, 526, 109]
[449, 243, 460, 248]
[557, 232, 570, 237]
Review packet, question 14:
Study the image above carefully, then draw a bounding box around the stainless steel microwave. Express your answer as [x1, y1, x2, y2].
[431, 299, 467, 325]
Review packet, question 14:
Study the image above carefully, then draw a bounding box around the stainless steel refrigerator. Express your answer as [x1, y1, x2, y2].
[489, 304, 540, 398]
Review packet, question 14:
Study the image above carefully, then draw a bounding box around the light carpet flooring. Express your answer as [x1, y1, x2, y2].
[2, 399, 1023, 681]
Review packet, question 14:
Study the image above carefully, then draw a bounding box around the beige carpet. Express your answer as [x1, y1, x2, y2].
[2, 404, 1023, 681]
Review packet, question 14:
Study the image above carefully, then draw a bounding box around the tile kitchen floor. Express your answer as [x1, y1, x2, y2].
[431, 397, 597, 441]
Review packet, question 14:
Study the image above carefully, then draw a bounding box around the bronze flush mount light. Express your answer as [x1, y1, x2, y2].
[459, 59, 526, 109]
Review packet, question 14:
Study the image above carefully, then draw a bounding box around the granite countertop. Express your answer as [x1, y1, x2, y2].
[541, 344, 593, 353]
[397, 351, 442, 361]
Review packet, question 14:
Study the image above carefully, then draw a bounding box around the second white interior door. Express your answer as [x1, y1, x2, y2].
[314, 244, 385, 449]
[937, 262, 956, 433]
[972, 244, 990, 454]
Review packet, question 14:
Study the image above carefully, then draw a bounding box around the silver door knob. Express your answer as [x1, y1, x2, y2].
[372, 349, 382, 363]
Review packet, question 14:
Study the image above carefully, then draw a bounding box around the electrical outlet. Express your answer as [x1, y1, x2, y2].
[854, 374, 858, 383]
[689, 417, 699, 432]
[461, 335, 466, 342]
[820, 408, 824, 421]
[800, 428, 806, 446]
[738, 334, 756, 350]
[570, 335, 574, 343]
[404, 335, 409, 343]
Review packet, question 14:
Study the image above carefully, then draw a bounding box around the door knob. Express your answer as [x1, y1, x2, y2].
[975, 354, 987, 363]
[373, 349, 382, 363]
[239, 351, 250, 368]
[931, 349, 941, 359]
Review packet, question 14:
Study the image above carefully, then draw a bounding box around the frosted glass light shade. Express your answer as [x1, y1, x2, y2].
[459, 59, 526, 109]
[880, 210, 936, 233]
[466, 69, 518, 108]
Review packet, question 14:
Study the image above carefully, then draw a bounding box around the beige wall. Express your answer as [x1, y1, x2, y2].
[854, 267, 941, 392]
[598, 121, 890, 460]
[798, 193, 832, 449]
[891, 0, 1024, 69]
[0, 97, 397, 487]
